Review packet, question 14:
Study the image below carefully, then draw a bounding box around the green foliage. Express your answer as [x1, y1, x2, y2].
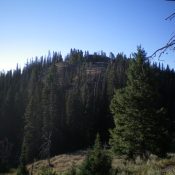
[63, 164, 77, 175]
[0, 49, 175, 167]
[38, 167, 57, 175]
[110, 47, 169, 157]
[16, 164, 29, 175]
[0, 138, 12, 172]
[106, 53, 128, 102]
[79, 134, 112, 175]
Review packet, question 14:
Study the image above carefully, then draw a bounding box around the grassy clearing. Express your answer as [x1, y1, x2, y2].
[112, 154, 175, 175]
[3, 152, 175, 175]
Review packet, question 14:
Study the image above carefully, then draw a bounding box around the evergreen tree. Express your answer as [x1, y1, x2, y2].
[16, 164, 29, 175]
[1, 49, 175, 168]
[79, 134, 112, 175]
[110, 47, 169, 157]
[21, 96, 40, 163]
[41, 64, 58, 160]
[20, 70, 43, 163]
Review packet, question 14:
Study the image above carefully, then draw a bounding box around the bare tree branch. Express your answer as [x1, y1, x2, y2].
[149, 2, 175, 59]
[149, 33, 175, 58]
[149, 42, 175, 58]
[165, 13, 175, 20]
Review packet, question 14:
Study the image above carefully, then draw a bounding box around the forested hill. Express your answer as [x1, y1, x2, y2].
[1, 49, 175, 170]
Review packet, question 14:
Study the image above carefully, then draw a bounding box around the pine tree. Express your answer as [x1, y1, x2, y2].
[20, 77, 43, 163]
[17, 143, 29, 175]
[79, 134, 111, 175]
[41, 64, 58, 162]
[110, 47, 169, 157]
[21, 97, 36, 163]
[20, 95, 42, 163]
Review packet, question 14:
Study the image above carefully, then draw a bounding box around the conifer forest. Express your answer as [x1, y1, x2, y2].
[1, 48, 175, 174]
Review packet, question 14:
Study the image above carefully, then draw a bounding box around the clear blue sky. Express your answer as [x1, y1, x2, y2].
[0, 0, 174, 71]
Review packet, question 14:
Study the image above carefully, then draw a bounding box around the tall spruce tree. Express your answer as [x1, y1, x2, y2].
[110, 47, 169, 157]
[20, 85, 43, 163]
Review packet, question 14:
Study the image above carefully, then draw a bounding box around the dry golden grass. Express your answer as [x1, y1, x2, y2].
[27, 150, 86, 175]
[3, 151, 175, 175]
[111, 154, 175, 175]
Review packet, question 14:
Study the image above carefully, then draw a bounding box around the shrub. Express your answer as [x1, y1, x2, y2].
[38, 167, 57, 175]
[79, 134, 112, 175]
[16, 164, 29, 175]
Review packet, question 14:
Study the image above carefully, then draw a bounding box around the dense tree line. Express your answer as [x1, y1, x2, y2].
[0, 49, 175, 171]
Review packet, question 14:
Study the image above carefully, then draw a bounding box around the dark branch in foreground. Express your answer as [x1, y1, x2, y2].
[165, 13, 175, 21]
[149, 5, 175, 58]
[149, 42, 175, 58]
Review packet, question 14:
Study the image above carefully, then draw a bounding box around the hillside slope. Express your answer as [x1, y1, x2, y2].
[28, 153, 175, 175]
[27, 151, 86, 174]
